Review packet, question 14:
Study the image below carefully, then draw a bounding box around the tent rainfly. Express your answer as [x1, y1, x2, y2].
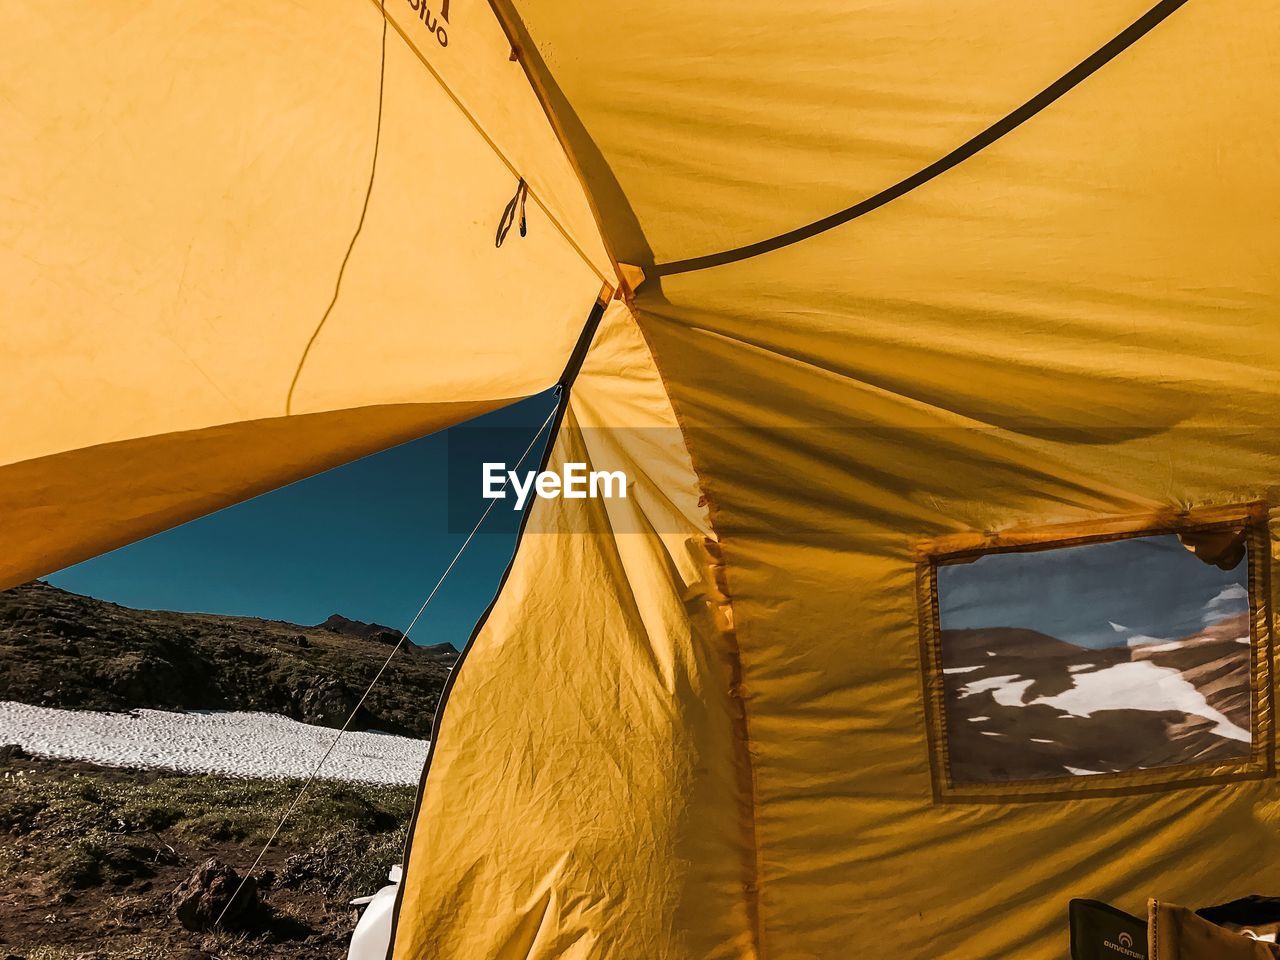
[2, 1, 1278, 957]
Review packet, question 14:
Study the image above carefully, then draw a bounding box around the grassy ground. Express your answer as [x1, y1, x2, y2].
[0, 753, 416, 960]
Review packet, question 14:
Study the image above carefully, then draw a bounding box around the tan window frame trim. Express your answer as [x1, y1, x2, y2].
[914, 502, 1274, 804]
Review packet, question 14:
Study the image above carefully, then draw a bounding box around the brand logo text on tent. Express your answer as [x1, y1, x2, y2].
[483, 463, 629, 510]
[1103, 935, 1143, 960]
[405, 0, 449, 47]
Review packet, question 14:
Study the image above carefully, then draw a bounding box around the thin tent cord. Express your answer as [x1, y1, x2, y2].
[285, 0, 389, 416]
[214, 400, 560, 927]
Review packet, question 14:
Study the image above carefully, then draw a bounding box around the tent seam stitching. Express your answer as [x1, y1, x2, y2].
[621, 299, 769, 960]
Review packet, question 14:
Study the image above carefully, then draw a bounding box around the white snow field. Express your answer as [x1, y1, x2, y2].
[957, 660, 1250, 744]
[0, 701, 429, 786]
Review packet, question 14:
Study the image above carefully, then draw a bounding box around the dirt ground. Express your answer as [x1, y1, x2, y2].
[0, 752, 415, 960]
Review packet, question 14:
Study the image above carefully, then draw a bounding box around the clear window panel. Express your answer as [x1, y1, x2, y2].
[937, 533, 1252, 784]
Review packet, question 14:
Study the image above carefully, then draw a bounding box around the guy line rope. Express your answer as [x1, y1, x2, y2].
[214, 401, 560, 928]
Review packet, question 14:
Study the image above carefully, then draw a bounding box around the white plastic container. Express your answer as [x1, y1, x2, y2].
[347, 864, 402, 960]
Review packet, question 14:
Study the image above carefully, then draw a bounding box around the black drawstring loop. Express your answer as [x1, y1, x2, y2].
[495, 177, 528, 247]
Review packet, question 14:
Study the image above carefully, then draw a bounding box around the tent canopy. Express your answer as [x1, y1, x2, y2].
[3, 1, 1278, 957]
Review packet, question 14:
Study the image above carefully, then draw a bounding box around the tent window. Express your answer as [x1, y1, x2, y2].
[917, 505, 1273, 802]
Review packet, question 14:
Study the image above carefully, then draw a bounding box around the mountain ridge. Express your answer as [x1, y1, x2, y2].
[0, 582, 456, 739]
[940, 612, 1252, 783]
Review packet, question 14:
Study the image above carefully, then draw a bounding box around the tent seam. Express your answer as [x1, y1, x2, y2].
[622, 299, 769, 960]
[486, 0, 628, 290]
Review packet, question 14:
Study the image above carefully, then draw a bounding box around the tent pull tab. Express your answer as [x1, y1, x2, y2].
[495, 177, 529, 247]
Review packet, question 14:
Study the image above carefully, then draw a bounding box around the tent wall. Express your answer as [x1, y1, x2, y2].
[391, 302, 760, 959]
[495, 0, 1280, 956]
[6, 0, 1280, 957]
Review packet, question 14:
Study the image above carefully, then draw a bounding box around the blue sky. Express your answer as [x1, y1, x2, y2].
[938, 533, 1250, 649]
[46, 390, 560, 650]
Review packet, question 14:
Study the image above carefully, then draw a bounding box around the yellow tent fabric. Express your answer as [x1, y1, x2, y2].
[393, 301, 759, 959]
[394, 1, 1280, 957]
[0, 0, 609, 587]
[4, 0, 1280, 957]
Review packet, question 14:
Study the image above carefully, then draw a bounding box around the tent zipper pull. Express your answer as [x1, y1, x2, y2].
[495, 177, 528, 247]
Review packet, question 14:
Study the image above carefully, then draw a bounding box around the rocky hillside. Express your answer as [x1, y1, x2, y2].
[0, 582, 457, 739]
[941, 612, 1252, 783]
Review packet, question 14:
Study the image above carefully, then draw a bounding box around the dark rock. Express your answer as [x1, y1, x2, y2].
[171, 858, 259, 932]
[0, 743, 28, 763]
[294, 678, 357, 728]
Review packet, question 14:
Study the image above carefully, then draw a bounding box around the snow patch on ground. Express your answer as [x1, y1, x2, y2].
[1032, 660, 1249, 742]
[958, 662, 1250, 744]
[959, 674, 1034, 706]
[0, 701, 429, 786]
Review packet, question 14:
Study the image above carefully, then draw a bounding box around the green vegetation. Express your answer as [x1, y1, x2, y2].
[3, 765, 411, 894]
[0, 583, 434, 957]
[0, 757, 416, 959]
